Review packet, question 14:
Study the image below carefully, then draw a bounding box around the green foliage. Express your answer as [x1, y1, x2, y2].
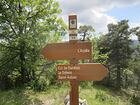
[95, 91, 118, 104]
[80, 81, 92, 88]
[94, 20, 137, 89]
[0, 86, 132, 105]
[0, 0, 66, 89]
[46, 63, 57, 85]
[107, 20, 133, 68]
[128, 45, 140, 90]
[30, 78, 47, 91]
[78, 25, 95, 41]
[95, 91, 107, 101]
[92, 36, 109, 65]
[131, 94, 140, 105]
[91, 20, 140, 90]
[130, 27, 140, 42]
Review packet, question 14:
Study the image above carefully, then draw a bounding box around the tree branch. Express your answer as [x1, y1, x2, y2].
[0, 43, 19, 51]
[0, 34, 11, 41]
[0, 54, 19, 68]
[37, 62, 55, 80]
[26, 8, 46, 20]
[6, 20, 18, 36]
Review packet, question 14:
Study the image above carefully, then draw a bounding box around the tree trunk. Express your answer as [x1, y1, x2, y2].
[116, 66, 121, 89]
[19, 43, 27, 84]
[137, 77, 140, 90]
[125, 74, 128, 88]
[107, 68, 111, 86]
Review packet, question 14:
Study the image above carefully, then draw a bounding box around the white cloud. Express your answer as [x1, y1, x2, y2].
[58, 0, 140, 13]
[78, 9, 117, 32]
[57, 0, 140, 32]
[129, 22, 140, 28]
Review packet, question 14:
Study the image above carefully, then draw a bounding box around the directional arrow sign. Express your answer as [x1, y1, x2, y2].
[42, 41, 92, 60]
[57, 63, 108, 81]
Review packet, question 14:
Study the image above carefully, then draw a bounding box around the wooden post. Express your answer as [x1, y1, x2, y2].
[70, 80, 79, 105]
[70, 60, 79, 105]
[69, 14, 79, 105]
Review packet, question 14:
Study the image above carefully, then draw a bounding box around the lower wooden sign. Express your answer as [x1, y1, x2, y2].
[57, 63, 108, 81]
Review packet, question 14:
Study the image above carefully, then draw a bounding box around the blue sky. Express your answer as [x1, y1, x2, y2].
[57, 0, 140, 39]
[107, 4, 140, 23]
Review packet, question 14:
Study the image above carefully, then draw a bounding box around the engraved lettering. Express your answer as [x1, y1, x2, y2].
[77, 49, 90, 53]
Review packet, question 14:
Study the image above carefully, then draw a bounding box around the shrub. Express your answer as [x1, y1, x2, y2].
[131, 94, 140, 105]
[95, 91, 108, 101]
[31, 78, 47, 91]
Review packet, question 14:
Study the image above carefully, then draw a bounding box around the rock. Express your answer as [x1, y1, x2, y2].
[79, 99, 88, 105]
[64, 95, 88, 105]
[64, 95, 70, 105]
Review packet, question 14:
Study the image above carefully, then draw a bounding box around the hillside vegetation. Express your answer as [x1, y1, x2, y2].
[0, 85, 133, 105]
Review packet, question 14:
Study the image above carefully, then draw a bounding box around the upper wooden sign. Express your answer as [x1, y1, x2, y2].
[42, 41, 92, 60]
[57, 63, 108, 81]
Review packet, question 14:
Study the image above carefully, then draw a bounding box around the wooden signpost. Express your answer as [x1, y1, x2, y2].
[42, 14, 108, 105]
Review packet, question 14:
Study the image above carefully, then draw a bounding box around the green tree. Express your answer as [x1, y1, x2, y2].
[107, 20, 133, 89]
[78, 25, 94, 41]
[130, 27, 140, 42]
[0, 0, 65, 89]
[128, 45, 140, 90]
[97, 20, 136, 89]
[93, 35, 109, 65]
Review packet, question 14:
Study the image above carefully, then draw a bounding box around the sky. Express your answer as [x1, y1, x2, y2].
[57, 0, 140, 39]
